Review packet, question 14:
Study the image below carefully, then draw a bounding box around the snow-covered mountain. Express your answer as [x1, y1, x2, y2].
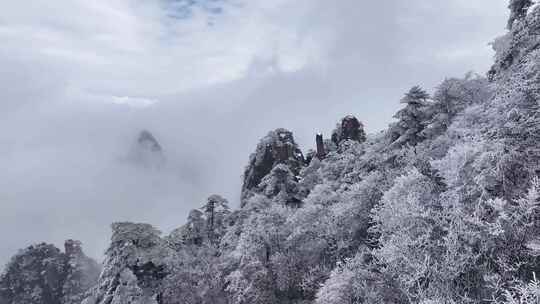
[2, 1, 540, 303]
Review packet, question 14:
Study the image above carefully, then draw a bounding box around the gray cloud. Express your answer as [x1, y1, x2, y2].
[0, 0, 509, 263]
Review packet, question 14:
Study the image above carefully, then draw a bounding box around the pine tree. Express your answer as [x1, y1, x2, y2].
[201, 194, 230, 243]
[389, 86, 430, 147]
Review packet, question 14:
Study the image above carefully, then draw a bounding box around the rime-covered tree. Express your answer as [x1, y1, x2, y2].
[421, 74, 491, 139]
[84, 223, 170, 304]
[389, 86, 430, 147]
[0, 241, 99, 304]
[171, 209, 206, 247]
[481, 4, 540, 199]
[331, 115, 367, 146]
[508, 0, 533, 29]
[254, 164, 302, 207]
[0, 244, 67, 304]
[201, 194, 231, 243]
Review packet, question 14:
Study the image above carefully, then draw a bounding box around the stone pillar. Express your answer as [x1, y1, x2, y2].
[316, 133, 325, 159]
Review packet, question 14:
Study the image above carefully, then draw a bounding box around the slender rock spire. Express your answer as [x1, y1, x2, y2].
[316, 133, 326, 160]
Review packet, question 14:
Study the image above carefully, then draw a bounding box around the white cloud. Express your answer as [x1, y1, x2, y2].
[111, 96, 158, 108]
[0, 0, 328, 106]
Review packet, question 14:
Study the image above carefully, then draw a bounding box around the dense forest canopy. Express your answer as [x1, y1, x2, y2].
[2, 1, 540, 303]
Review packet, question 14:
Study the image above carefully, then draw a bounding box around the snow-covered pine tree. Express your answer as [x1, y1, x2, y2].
[389, 86, 430, 148]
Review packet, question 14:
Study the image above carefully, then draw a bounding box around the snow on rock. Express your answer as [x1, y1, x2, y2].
[241, 128, 305, 206]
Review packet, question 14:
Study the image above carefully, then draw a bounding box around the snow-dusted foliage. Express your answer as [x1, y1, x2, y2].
[62, 240, 101, 304]
[84, 223, 172, 304]
[0, 241, 100, 304]
[388, 85, 431, 148]
[421, 74, 492, 140]
[508, 0, 534, 29]
[2, 1, 540, 303]
[0, 244, 67, 304]
[331, 115, 367, 146]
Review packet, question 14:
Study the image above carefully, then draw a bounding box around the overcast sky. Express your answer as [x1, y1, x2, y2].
[0, 0, 509, 264]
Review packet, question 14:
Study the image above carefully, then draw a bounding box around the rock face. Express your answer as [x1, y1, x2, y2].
[0, 241, 100, 304]
[331, 115, 366, 145]
[241, 128, 305, 206]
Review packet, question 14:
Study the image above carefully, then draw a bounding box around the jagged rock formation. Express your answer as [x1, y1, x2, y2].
[0, 241, 100, 304]
[331, 115, 366, 145]
[241, 128, 305, 206]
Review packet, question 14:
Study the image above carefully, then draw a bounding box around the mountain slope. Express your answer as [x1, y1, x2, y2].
[2, 2, 540, 304]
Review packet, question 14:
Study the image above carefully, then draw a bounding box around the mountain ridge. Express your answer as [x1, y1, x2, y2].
[2, 2, 540, 303]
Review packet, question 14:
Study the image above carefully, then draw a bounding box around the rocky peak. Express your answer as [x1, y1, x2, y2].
[64, 239, 83, 257]
[331, 115, 366, 145]
[138, 130, 162, 152]
[241, 128, 305, 205]
[130, 130, 165, 169]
